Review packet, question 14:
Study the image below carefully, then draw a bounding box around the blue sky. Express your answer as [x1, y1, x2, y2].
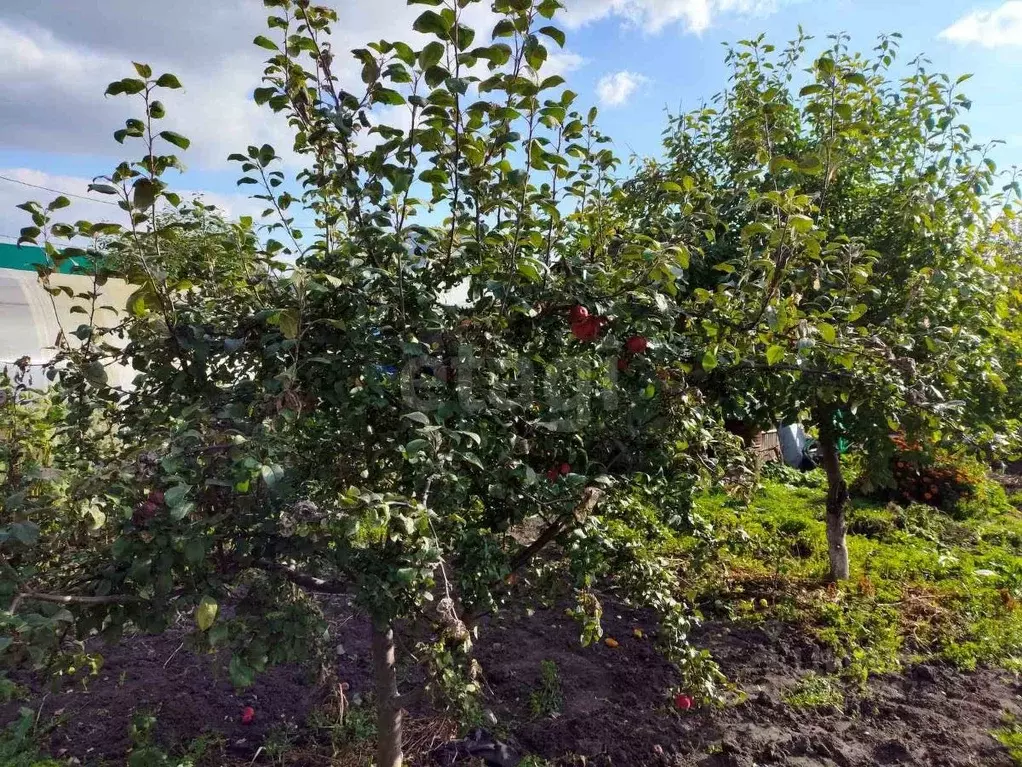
[1, 0, 1020, 241]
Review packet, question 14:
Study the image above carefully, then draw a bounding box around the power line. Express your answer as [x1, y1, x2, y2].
[0, 173, 121, 207]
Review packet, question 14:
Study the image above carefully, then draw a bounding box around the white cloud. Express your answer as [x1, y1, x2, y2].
[0, 16, 294, 171]
[545, 50, 588, 77]
[596, 70, 649, 107]
[0, 1, 500, 171]
[939, 2, 1022, 47]
[561, 0, 780, 34]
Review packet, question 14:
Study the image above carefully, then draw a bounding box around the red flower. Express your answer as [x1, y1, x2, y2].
[241, 706, 255, 725]
[674, 693, 693, 711]
[625, 336, 648, 354]
[560, 463, 571, 475]
[569, 305, 589, 324]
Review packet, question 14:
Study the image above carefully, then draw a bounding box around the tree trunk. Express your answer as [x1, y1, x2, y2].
[817, 421, 850, 581]
[371, 623, 403, 767]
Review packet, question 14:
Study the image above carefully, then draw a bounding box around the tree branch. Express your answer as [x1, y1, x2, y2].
[256, 561, 348, 595]
[11, 591, 141, 613]
[508, 486, 603, 576]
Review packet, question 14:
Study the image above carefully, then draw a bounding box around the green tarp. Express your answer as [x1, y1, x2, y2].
[0, 242, 86, 274]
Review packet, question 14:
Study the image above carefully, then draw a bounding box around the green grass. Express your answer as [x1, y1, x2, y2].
[994, 714, 1022, 765]
[782, 673, 845, 709]
[691, 473, 1022, 681]
[528, 660, 564, 719]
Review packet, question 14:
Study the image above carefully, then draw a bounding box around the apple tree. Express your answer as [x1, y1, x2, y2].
[617, 31, 1020, 580]
[5, 1, 748, 764]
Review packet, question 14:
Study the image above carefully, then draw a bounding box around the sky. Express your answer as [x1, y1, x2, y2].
[1, 0, 1021, 244]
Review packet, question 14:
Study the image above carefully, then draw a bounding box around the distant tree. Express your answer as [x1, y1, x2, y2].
[103, 202, 262, 286]
[620, 31, 1020, 580]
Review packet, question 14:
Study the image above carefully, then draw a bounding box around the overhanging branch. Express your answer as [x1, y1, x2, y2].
[256, 560, 348, 595]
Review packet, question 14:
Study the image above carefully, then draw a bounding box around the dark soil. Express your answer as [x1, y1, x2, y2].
[3, 595, 1020, 766]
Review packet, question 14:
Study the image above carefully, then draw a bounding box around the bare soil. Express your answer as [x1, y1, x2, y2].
[3, 595, 1020, 766]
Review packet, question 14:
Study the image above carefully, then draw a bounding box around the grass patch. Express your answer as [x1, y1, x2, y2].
[528, 660, 564, 719]
[782, 673, 845, 709]
[692, 475, 1022, 680]
[994, 715, 1022, 765]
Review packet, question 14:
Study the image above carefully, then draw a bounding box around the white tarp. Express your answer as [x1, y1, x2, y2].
[1, 268, 135, 389]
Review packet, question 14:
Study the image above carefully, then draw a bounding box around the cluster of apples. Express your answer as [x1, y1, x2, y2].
[568, 305, 648, 372]
[132, 488, 165, 526]
[546, 462, 571, 482]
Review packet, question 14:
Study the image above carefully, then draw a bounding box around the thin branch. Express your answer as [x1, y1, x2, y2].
[256, 560, 347, 594]
[508, 486, 602, 575]
[12, 591, 141, 612]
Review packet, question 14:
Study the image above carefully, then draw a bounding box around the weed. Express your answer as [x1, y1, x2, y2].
[308, 697, 377, 760]
[782, 673, 844, 709]
[993, 714, 1022, 765]
[125, 710, 211, 767]
[0, 672, 25, 704]
[528, 660, 563, 719]
[0, 707, 60, 767]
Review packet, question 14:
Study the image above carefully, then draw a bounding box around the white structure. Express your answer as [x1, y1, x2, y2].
[1, 266, 136, 390]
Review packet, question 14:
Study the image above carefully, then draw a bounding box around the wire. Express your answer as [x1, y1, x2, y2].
[0, 173, 121, 207]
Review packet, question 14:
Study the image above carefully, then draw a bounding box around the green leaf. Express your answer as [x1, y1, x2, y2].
[160, 131, 190, 150]
[419, 41, 445, 70]
[788, 214, 814, 233]
[195, 596, 218, 631]
[766, 345, 785, 366]
[253, 35, 279, 50]
[170, 501, 194, 521]
[799, 84, 825, 97]
[84, 360, 108, 388]
[229, 655, 256, 688]
[165, 483, 191, 509]
[155, 73, 183, 89]
[818, 323, 836, 343]
[413, 10, 449, 36]
[403, 411, 431, 426]
[847, 303, 867, 322]
[702, 351, 718, 372]
[538, 26, 566, 47]
[278, 309, 299, 340]
[373, 88, 406, 106]
[517, 257, 545, 282]
[132, 178, 158, 210]
[133, 62, 153, 78]
[184, 538, 205, 565]
[405, 439, 429, 455]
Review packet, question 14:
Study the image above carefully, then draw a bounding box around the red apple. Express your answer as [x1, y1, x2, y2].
[625, 335, 648, 354]
[241, 706, 255, 725]
[569, 305, 589, 324]
[617, 358, 629, 372]
[560, 463, 571, 475]
[674, 693, 693, 711]
[546, 468, 559, 482]
[571, 316, 603, 342]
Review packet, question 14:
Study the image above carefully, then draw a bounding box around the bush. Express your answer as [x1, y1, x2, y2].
[869, 435, 1008, 517]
